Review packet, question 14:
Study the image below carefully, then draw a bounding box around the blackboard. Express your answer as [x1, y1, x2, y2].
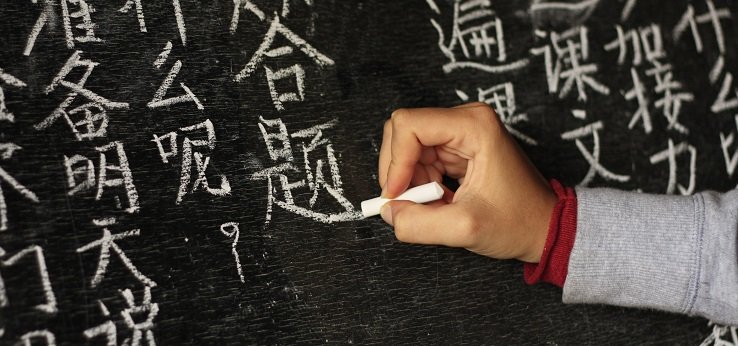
[1, 0, 737, 344]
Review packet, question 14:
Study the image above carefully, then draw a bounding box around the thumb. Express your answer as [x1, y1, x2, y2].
[381, 200, 475, 248]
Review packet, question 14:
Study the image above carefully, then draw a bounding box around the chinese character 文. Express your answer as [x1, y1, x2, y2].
[63, 141, 140, 213]
[430, 0, 529, 74]
[24, 0, 103, 56]
[233, 15, 334, 111]
[560, 121, 631, 187]
[531, 27, 611, 101]
[249, 117, 362, 225]
[35, 51, 130, 141]
[152, 119, 231, 204]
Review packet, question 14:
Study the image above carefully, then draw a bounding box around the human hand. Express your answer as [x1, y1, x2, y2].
[378, 102, 557, 263]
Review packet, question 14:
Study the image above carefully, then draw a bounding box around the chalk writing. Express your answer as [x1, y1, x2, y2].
[148, 42, 204, 110]
[456, 82, 537, 145]
[64, 141, 140, 213]
[219, 222, 244, 283]
[233, 15, 334, 110]
[76, 218, 157, 288]
[700, 322, 738, 346]
[532, 27, 610, 101]
[0, 69, 27, 123]
[0, 245, 57, 314]
[720, 115, 738, 177]
[35, 51, 130, 141]
[674, 0, 730, 55]
[649, 139, 697, 195]
[119, 0, 147, 32]
[561, 120, 631, 186]
[24, 0, 103, 56]
[250, 116, 362, 225]
[152, 119, 231, 204]
[0, 143, 39, 231]
[16, 330, 57, 346]
[84, 286, 158, 346]
[430, 0, 529, 74]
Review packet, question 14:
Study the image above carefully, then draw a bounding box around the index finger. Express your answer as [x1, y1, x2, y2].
[383, 104, 489, 198]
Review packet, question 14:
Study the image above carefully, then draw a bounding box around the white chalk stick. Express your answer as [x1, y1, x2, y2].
[361, 181, 444, 218]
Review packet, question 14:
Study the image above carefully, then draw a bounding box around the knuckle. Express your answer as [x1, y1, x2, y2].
[456, 211, 480, 245]
[392, 211, 414, 243]
[391, 108, 411, 126]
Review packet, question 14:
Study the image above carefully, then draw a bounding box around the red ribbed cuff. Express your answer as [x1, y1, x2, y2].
[523, 179, 577, 287]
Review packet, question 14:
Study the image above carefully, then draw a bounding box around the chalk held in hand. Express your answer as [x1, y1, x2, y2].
[361, 182, 444, 218]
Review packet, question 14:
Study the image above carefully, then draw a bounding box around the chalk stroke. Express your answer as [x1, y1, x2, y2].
[649, 139, 697, 195]
[699, 322, 738, 346]
[561, 121, 630, 186]
[220, 222, 245, 283]
[17, 330, 56, 346]
[0, 68, 27, 123]
[621, 0, 637, 21]
[673, 1, 730, 54]
[172, 0, 187, 46]
[120, 0, 147, 32]
[83, 301, 117, 345]
[0, 146, 40, 231]
[0, 245, 58, 314]
[426, 0, 440, 14]
[96, 141, 140, 213]
[120, 286, 159, 346]
[153, 41, 173, 69]
[76, 221, 157, 288]
[624, 68, 652, 133]
[234, 15, 334, 82]
[265, 64, 305, 111]
[712, 71, 738, 114]
[720, 116, 738, 177]
[230, 0, 266, 34]
[148, 59, 204, 110]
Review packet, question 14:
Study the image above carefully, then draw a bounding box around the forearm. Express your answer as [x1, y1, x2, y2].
[564, 187, 738, 325]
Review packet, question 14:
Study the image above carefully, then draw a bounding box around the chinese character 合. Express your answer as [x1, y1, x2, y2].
[233, 15, 334, 111]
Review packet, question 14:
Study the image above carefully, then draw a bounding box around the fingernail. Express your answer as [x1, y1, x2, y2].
[380, 203, 393, 226]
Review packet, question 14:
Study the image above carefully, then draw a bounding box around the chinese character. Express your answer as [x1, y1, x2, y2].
[560, 121, 631, 186]
[63, 141, 140, 213]
[531, 27, 611, 101]
[0, 68, 28, 123]
[119, 0, 147, 32]
[15, 330, 57, 346]
[76, 218, 157, 288]
[649, 139, 697, 195]
[456, 82, 537, 145]
[148, 41, 203, 110]
[35, 51, 129, 141]
[0, 245, 57, 314]
[24, 0, 103, 56]
[0, 144, 39, 231]
[234, 15, 334, 111]
[249, 117, 361, 225]
[152, 119, 230, 204]
[673, 0, 730, 54]
[720, 115, 738, 177]
[84, 287, 159, 346]
[430, 0, 529, 74]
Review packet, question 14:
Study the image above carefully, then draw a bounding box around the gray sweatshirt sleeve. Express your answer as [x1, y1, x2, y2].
[562, 187, 738, 326]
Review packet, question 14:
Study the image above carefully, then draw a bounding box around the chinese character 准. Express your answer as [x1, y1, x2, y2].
[24, 0, 103, 56]
[234, 15, 334, 111]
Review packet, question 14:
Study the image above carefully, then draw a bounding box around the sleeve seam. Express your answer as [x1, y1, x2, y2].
[683, 192, 705, 315]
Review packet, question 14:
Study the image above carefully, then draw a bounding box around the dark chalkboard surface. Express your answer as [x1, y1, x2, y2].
[1, 0, 737, 344]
